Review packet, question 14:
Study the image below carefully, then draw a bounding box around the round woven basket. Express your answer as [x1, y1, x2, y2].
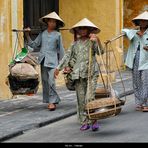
[95, 88, 110, 99]
[7, 62, 39, 95]
[85, 97, 122, 120]
[8, 74, 39, 95]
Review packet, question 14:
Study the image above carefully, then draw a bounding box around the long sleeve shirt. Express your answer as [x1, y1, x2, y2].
[122, 28, 148, 70]
[57, 39, 104, 80]
[27, 30, 65, 68]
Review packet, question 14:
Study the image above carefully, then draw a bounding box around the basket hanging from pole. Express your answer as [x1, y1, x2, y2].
[6, 30, 40, 96]
[85, 97, 122, 120]
[85, 38, 125, 120]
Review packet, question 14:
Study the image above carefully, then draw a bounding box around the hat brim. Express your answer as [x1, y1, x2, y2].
[39, 18, 65, 28]
[132, 19, 148, 26]
[70, 26, 100, 34]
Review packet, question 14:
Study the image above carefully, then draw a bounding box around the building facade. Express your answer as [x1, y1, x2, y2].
[0, 0, 147, 99]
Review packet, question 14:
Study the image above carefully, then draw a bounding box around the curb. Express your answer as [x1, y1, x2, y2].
[0, 131, 23, 143]
[0, 110, 76, 142]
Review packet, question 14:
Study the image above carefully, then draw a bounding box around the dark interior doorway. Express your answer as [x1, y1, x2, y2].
[23, 0, 59, 38]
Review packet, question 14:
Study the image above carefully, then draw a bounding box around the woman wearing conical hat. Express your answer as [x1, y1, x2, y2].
[54, 18, 104, 131]
[24, 12, 65, 111]
[122, 11, 148, 112]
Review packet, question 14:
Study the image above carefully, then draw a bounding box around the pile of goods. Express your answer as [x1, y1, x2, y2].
[6, 48, 39, 95]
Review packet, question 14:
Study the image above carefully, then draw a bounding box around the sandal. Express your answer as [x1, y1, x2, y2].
[142, 107, 148, 112]
[48, 103, 56, 111]
[135, 105, 143, 111]
[80, 124, 90, 131]
[91, 121, 100, 131]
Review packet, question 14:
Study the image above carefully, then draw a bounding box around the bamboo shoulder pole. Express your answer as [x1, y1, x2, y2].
[12, 28, 69, 32]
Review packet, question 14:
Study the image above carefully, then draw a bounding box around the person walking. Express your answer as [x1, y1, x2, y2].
[122, 11, 148, 112]
[54, 18, 104, 131]
[25, 12, 65, 111]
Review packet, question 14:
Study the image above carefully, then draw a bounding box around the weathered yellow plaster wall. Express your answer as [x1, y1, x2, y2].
[59, 0, 122, 49]
[124, 0, 148, 28]
[59, 0, 124, 84]
[0, 0, 23, 99]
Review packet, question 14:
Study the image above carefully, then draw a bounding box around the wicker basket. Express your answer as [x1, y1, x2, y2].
[7, 62, 39, 95]
[85, 97, 122, 120]
[7, 74, 39, 95]
[95, 88, 110, 99]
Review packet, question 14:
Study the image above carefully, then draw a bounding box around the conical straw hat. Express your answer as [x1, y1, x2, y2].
[70, 18, 100, 34]
[39, 11, 65, 28]
[132, 11, 148, 26]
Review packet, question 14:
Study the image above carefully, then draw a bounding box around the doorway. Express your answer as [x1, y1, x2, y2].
[23, 0, 59, 38]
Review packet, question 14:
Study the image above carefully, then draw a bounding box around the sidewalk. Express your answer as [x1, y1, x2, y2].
[0, 70, 133, 142]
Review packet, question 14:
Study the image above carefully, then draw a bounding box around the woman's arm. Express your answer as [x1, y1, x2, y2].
[54, 43, 74, 78]
[89, 34, 104, 55]
[57, 34, 65, 61]
[24, 27, 41, 51]
[122, 28, 137, 41]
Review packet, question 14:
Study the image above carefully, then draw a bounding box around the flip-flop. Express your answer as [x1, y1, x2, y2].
[91, 122, 100, 131]
[80, 124, 90, 131]
[48, 103, 56, 111]
[135, 106, 143, 111]
[142, 107, 148, 112]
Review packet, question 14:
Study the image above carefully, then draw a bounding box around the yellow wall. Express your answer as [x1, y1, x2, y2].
[59, 0, 123, 49]
[59, 0, 124, 84]
[124, 0, 148, 28]
[0, 0, 23, 99]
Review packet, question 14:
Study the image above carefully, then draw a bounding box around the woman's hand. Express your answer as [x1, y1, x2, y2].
[90, 33, 104, 52]
[24, 27, 31, 37]
[143, 46, 148, 51]
[89, 33, 99, 42]
[63, 67, 72, 74]
[54, 68, 60, 79]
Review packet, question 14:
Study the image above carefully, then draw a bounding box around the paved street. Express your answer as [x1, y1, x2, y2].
[5, 94, 148, 143]
[0, 87, 77, 142]
[0, 70, 133, 142]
